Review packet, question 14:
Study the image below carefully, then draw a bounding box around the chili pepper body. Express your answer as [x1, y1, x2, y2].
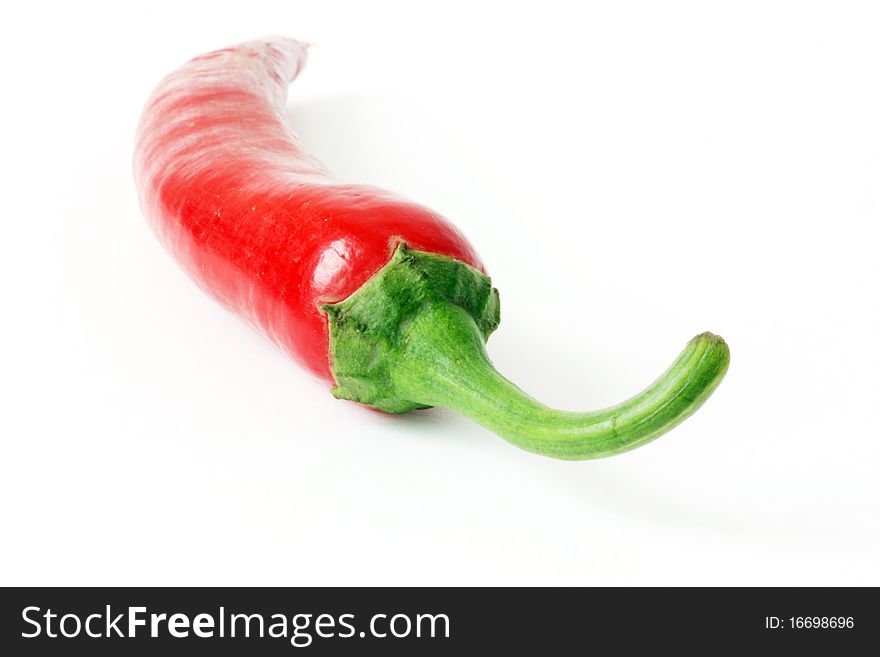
[134, 37, 730, 460]
[134, 38, 481, 380]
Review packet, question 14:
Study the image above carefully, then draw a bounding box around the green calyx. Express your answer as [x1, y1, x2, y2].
[323, 242, 500, 413]
[323, 243, 730, 460]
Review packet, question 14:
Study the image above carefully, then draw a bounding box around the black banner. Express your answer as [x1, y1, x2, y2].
[1, 587, 874, 654]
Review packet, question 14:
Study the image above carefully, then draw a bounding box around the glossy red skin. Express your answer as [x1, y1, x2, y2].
[134, 38, 484, 382]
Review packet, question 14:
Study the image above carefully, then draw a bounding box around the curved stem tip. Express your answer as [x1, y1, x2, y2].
[391, 303, 729, 460]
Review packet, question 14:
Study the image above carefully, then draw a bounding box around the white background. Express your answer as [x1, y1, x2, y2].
[2, 1, 878, 586]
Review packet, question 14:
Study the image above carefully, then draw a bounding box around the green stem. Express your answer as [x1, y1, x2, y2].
[390, 303, 729, 460]
[324, 243, 729, 460]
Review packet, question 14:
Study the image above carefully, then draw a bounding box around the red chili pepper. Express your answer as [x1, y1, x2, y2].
[134, 37, 729, 460]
